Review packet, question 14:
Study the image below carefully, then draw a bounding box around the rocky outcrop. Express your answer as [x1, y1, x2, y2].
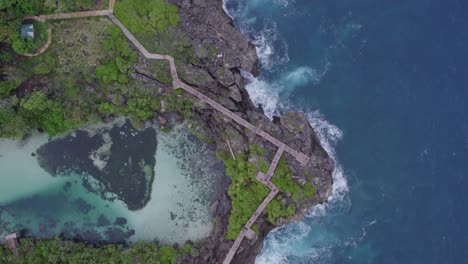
[161, 1, 334, 263]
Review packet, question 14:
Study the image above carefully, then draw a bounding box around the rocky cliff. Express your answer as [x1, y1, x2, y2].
[153, 0, 334, 263]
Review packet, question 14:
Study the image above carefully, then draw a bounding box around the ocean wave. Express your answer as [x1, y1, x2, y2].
[222, 0, 243, 19]
[241, 70, 281, 118]
[251, 22, 290, 70]
[222, 0, 350, 263]
[223, 0, 295, 17]
[273, 0, 294, 8]
[239, 30, 348, 264]
[279, 64, 330, 94]
[256, 222, 314, 264]
[241, 62, 330, 118]
[306, 111, 348, 204]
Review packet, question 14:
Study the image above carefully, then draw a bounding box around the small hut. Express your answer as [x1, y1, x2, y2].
[5, 233, 19, 254]
[20, 24, 35, 39]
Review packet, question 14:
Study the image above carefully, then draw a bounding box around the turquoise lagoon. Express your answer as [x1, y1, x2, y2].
[0, 122, 224, 245]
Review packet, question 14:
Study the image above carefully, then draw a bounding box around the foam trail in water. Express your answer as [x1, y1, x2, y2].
[305, 111, 348, 220]
[223, 0, 349, 263]
[240, 33, 347, 264]
[241, 70, 281, 118]
[251, 22, 290, 70]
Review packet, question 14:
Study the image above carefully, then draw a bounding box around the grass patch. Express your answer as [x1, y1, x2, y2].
[42, 0, 109, 14]
[149, 59, 173, 85]
[114, 0, 179, 36]
[163, 93, 194, 119]
[113, 0, 197, 63]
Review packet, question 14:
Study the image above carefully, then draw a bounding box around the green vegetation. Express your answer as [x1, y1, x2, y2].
[265, 198, 296, 223]
[0, 17, 192, 138]
[0, 106, 29, 138]
[0, 80, 20, 98]
[271, 159, 317, 202]
[217, 149, 270, 240]
[95, 25, 137, 84]
[114, 0, 179, 36]
[164, 93, 194, 119]
[113, 0, 197, 64]
[149, 60, 173, 85]
[264, 158, 317, 223]
[217, 144, 318, 238]
[188, 123, 214, 145]
[19, 90, 82, 135]
[1, 0, 105, 55]
[11, 20, 48, 55]
[0, 238, 191, 264]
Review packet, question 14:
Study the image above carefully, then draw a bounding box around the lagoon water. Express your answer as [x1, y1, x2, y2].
[0, 124, 222, 245]
[224, 0, 468, 263]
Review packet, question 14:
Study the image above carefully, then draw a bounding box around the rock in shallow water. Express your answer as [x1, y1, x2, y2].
[36, 120, 157, 211]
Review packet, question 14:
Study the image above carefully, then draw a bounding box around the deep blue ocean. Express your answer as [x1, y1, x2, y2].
[223, 0, 468, 263]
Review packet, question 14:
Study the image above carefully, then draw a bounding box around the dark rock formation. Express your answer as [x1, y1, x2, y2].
[149, 1, 336, 264]
[36, 120, 157, 211]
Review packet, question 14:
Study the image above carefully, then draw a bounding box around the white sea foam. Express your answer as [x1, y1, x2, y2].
[222, 0, 244, 19]
[252, 22, 290, 70]
[222, 0, 350, 262]
[306, 111, 348, 204]
[256, 222, 312, 264]
[241, 70, 281, 118]
[241, 63, 330, 119]
[273, 0, 294, 8]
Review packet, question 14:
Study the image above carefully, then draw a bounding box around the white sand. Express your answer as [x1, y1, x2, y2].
[128, 126, 214, 244]
[0, 134, 67, 204]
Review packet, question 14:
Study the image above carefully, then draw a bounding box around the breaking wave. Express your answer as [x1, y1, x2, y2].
[223, 0, 290, 69]
[222, 0, 350, 263]
[250, 22, 290, 70]
[242, 70, 350, 218]
[223, 0, 347, 198]
[241, 62, 330, 119]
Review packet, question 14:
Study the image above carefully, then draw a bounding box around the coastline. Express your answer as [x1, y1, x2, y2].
[169, 0, 334, 262]
[0, 0, 334, 263]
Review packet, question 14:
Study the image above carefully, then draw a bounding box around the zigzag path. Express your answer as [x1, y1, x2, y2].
[24, 1, 311, 262]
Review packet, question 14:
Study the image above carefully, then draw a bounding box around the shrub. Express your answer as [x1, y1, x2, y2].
[114, 0, 179, 35]
[0, 107, 29, 138]
[0, 237, 190, 264]
[219, 152, 270, 240]
[11, 21, 48, 55]
[0, 80, 20, 98]
[127, 96, 155, 120]
[19, 90, 77, 135]
[95, 25, 137, 84]
[97, 102, 118, 114]
[33, 63, 52, 74]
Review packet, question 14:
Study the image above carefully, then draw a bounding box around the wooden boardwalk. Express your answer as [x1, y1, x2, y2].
[26, 2, 312, 263]
[222, 147, 282, 264]
[5, 233, 18, 254]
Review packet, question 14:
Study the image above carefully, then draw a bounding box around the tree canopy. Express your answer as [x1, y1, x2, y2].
[0, 238, 191, 264]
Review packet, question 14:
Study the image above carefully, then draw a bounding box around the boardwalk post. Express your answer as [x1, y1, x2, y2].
[5, 233, 19, 254]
